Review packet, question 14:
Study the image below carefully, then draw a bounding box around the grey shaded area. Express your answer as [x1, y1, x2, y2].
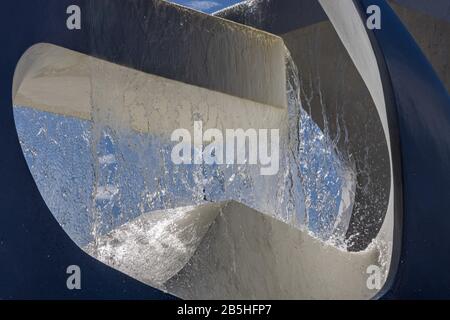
[86, 201, 383, 299]
[216, 0, 390, 250]
[215, 0, 450, 252]
[82, 0, 287, 109]
[282, 24, 390, 250]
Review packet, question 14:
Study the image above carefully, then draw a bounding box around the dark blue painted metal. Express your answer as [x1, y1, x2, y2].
[0, 0, 175, 299]
[357, 0, 450, 299]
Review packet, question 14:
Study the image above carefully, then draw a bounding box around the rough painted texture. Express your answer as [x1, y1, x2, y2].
[389, 1, 450, 92]
[390, 0, 450, 22]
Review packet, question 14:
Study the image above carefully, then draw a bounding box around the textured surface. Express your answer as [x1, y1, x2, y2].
[88, 201, 383, 299]
[85, 204, 222, 287]
[14, 44, 287, 135]
[82, 0, 287, 109]
[389, 1, 450, 92]
[216, 0, 391, 251]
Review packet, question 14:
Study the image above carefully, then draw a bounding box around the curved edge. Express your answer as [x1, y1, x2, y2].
[357, 0, 450, 298]
[317, 0, 396, 293]
[350, 0, 404, 300]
